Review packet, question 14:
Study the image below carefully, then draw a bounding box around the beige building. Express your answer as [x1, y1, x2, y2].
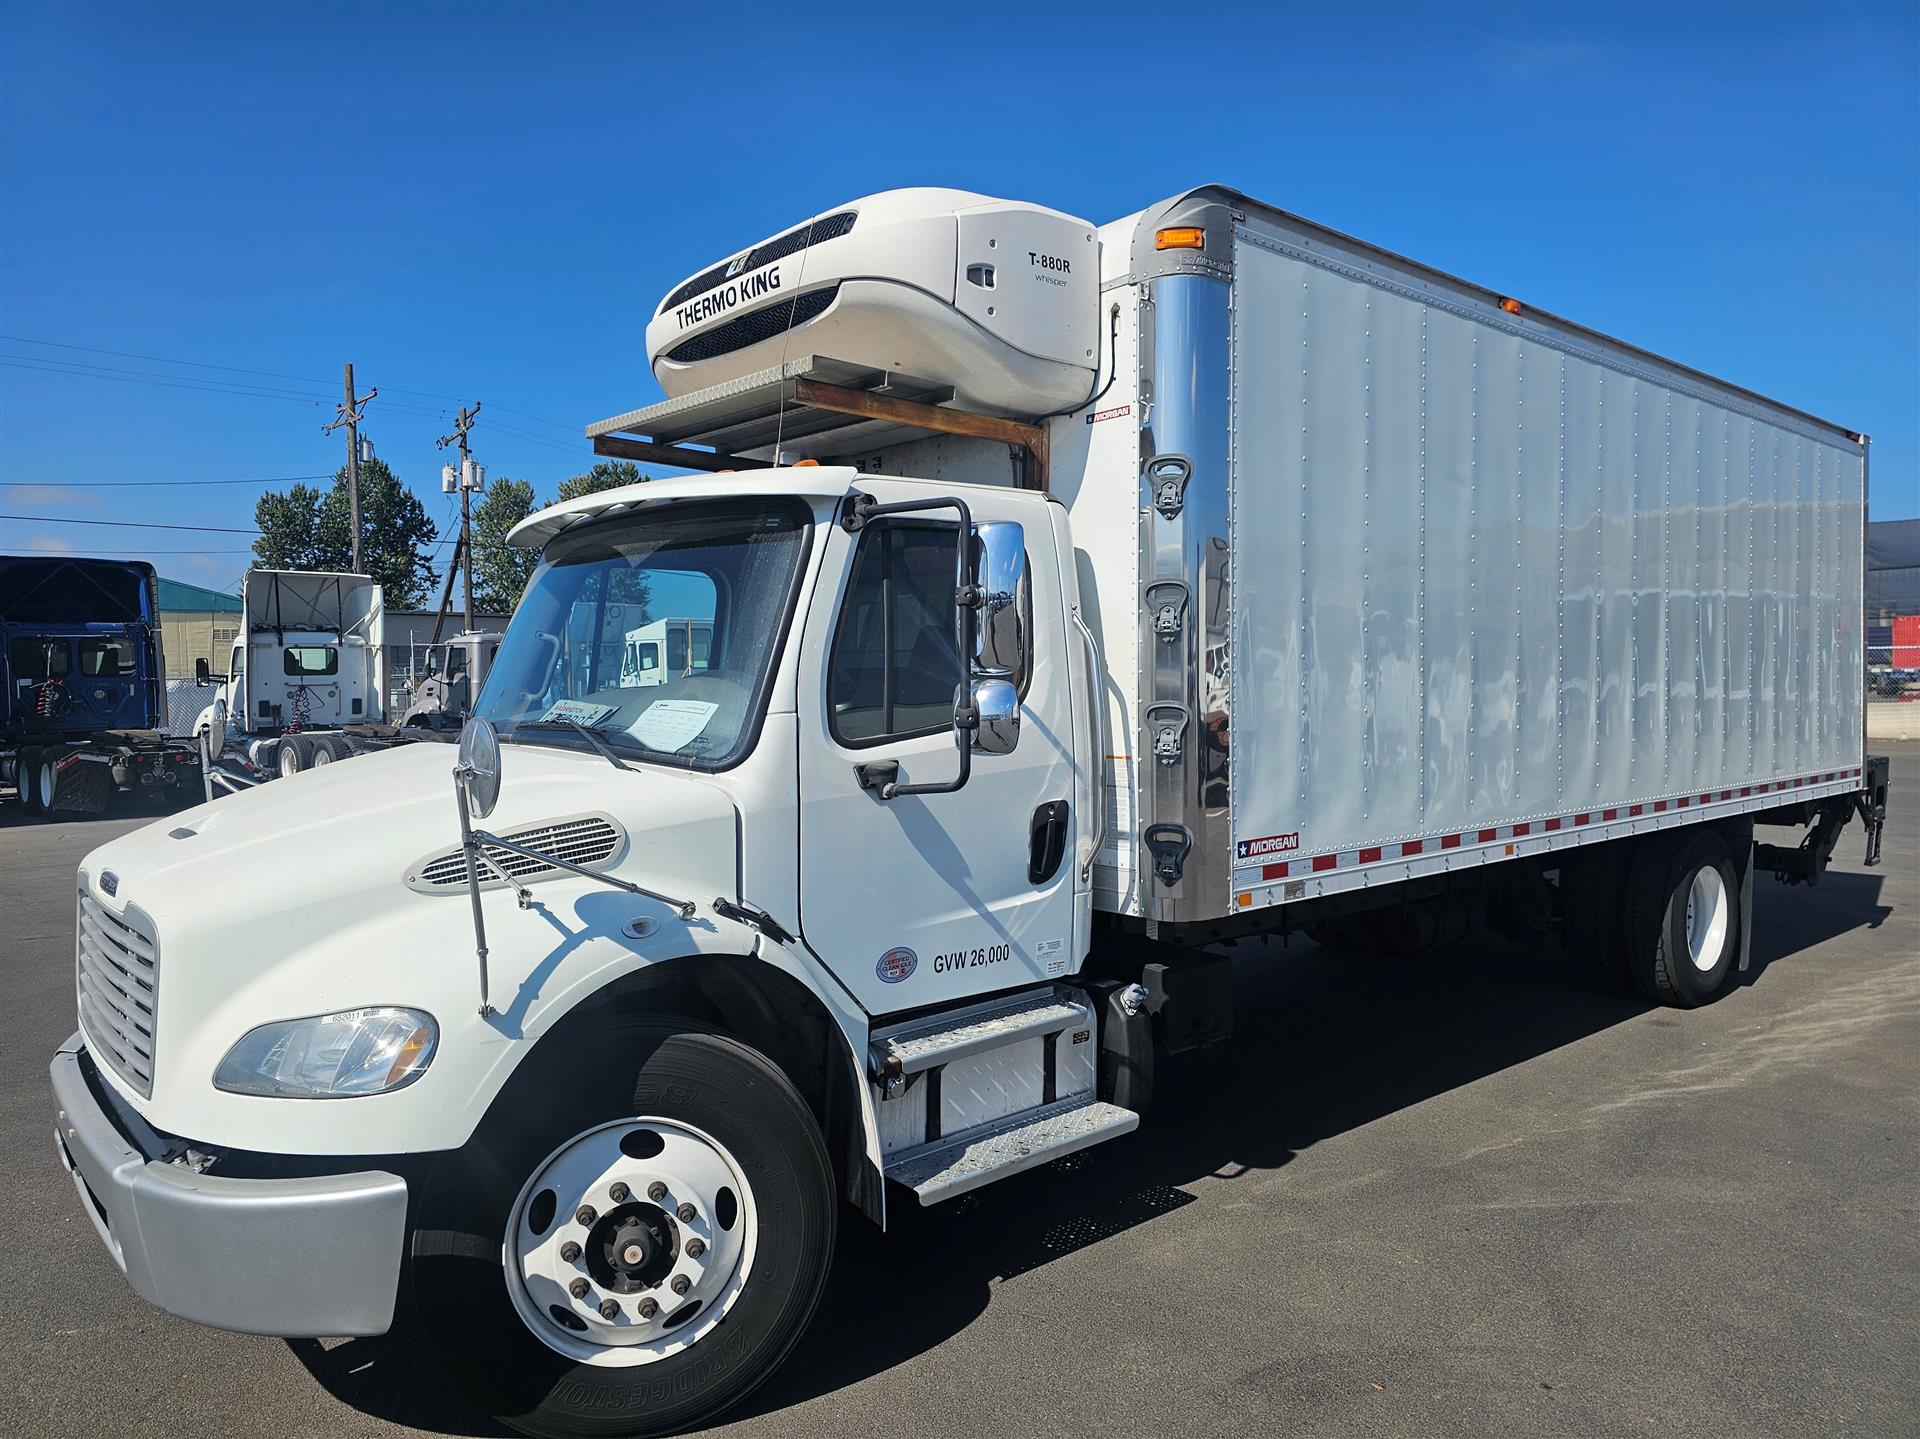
[156, 576, 243, 677]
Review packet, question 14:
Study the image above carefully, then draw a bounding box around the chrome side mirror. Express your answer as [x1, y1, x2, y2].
[456, 716, 502, 820]
[971, 678, 1020, 755]
[972, 522, 1028, 684]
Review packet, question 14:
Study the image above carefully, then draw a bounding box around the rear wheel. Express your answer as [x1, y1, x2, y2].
[276, 737, 305, 777]
[16, 749, 42, 814]
[36, 754, 60, 815]
[1623, 829, 1739, 1007]
[409, 1024, 836, 1439]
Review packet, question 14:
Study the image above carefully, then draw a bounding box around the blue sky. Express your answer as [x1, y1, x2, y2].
[1, 0, 1914, 595]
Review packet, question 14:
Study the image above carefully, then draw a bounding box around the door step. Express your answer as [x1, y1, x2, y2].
[870, 987, 1092, 1077]
[884, 1096, 1139, 1205]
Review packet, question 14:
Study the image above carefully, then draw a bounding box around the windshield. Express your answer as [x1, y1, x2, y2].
[477, 498, 811, 768]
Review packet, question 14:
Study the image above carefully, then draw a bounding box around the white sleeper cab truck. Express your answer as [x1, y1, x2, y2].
[193, 568, 385, 777]
[53, 187, 1890, 1438]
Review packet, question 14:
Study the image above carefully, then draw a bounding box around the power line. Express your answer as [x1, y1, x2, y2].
[3, 334, 578, 431]
[1, 358, 333, 408]
[44, 480, 312, 494]
[1, 513, 260, 533]
[6, 545, 260, 555]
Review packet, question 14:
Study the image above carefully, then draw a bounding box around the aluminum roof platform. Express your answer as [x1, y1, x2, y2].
[585, 355, 1050, 487]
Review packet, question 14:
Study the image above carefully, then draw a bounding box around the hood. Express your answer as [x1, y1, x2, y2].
[75, 738, 742, 1151]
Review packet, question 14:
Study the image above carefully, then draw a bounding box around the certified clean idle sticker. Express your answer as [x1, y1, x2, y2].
[876, 947, 918, 984]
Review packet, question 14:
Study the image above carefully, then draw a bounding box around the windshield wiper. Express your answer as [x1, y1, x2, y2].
[513, 718, 636, 773]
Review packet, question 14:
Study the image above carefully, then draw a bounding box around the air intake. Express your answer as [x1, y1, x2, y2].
[664, 285, 840, 366]
[406, 813, 626, 894]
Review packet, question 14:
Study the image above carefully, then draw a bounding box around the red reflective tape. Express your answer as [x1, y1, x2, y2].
[1740, 787, 1751, 797]
[1603, 809, 1619, 821]
[1401, 840, 1424, 856]
[1513, 823, 1530, 836]
[1629, 805, 1644, 817]
[1574, 814, 1591, 826]
[1676, 797, 1689, 808]
[1311, 854, 1338, 872]
[1441, 834, 1461, 849]
[1700, 794, 1712, 804]
[1545, 817, 1561, 831]
[1262, 861, 1288, 881]
[1358, 846, 1382, 864]
[1477, 828, 1497, 843]
[1653, 800, 1667, 813]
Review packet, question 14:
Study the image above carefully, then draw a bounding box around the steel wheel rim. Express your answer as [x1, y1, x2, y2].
[277, 744, 300, 777]
[38, 760, 57, 810]
[309, 745, 332, 766]
[504, 1116, 757, 1368]
[1684, 866, 1730, 973]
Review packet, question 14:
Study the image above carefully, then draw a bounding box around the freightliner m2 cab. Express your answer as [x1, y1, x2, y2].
[52, 187, 1889, 1437]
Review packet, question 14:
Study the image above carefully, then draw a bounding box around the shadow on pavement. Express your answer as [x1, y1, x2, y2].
[289, 864, 1890, 1434]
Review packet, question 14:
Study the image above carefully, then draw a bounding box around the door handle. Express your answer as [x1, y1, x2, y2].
[1030, 800, 1069, 884]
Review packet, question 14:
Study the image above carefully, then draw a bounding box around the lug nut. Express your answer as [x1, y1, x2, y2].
[599, 1298, 621, 1320]
[609, 1181, 630, 1203]
[676, 1202, 696, 1223]
[647, 1181, 667, 1202]
[637, 1297, 658, 1319]
[685, 1237, 705, 1258]
[670, 1274, 691, 1295]
[559, 1241, 581, 1263]
[569, 1277, 590, 1299]
[575, 1205, 597, 1226]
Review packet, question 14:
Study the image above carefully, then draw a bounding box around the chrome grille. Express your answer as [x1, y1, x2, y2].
[408, 814, 625, 892]
[76, 885, 159, 1097]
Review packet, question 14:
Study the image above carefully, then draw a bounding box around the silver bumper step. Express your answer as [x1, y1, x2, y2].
[884, 1097, 1139, 1206]
[872, 988, 1092, 1077]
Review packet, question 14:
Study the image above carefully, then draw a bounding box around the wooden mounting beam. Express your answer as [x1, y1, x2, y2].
[791, 377, 1050, 491]
[593, 435, 749, 472]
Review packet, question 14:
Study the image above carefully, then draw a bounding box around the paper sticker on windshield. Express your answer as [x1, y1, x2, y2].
[627, 699, 719, 753]
[541, 700, 617, 727]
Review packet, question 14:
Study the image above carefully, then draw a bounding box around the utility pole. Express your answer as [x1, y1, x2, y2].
[438, 403, 482, 634]
[322, 363, 377, 573]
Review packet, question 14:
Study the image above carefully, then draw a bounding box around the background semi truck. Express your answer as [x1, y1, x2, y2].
[194, 568, 386, 776]
[1, 554, 200, 815]
[51, 186, 1888, 1438]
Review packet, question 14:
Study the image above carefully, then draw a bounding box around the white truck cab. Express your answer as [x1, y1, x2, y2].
[52, 186, 1886, 1439]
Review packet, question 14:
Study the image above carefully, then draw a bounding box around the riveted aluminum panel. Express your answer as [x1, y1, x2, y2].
[1228, 227, 1864, 884]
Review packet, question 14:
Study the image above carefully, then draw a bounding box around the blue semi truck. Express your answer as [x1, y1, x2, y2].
[1, 555, 200, 816]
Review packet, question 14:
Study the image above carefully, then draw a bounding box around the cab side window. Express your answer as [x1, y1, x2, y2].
[829, 524, 962, 745]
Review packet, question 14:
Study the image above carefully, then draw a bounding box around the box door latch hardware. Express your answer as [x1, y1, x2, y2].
[1143, 824, 1193, 887]
[1146, 702, 1189, 766]
[1146, 454, 1192, 520]
[1144, 580, 1189, 642]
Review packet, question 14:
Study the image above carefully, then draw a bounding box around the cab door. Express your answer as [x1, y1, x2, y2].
[796, 491, 1083, 1016]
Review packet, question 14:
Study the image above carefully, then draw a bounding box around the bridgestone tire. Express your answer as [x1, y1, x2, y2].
[1623, 829, 1739, 1008]
[409, 1025, 837, 1439]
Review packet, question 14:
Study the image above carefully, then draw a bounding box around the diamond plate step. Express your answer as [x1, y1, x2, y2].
[884, 1097, 1139, 1205]
[871, 987, 1090, 1077]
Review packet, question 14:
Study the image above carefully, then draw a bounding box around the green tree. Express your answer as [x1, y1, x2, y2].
[250, 459, 440, 609]
[469, 476, 538, 613]
[555, 460, 652, 613]
[556, 459, 648, 503]
[252, 483, 328, 570]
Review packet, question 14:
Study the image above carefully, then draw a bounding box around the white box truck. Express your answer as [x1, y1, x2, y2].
[52, 186, 1889, 1437]
[193, 568, 385, 777]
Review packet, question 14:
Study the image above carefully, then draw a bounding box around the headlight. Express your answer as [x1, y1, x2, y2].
[213, 1007, 437, 1098]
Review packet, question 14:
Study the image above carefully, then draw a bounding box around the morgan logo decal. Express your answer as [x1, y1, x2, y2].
[876, 946, 918, 984]
[1235, 832, 1299, 861]
[1085, 403, 1131, 426]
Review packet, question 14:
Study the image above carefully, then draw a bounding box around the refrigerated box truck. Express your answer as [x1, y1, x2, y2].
[52, 186, 1888, 1438]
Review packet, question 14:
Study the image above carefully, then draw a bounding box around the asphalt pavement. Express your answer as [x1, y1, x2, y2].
[3, 749, 1915, 1439]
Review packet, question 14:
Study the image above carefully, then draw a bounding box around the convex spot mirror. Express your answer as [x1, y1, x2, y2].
[970, 678, 1020, 755]
[971, 521, 1029, 686]
[457, 716, 502, 820]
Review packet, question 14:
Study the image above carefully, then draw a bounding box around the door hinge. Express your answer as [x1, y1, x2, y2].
[710, 897, 795, 946]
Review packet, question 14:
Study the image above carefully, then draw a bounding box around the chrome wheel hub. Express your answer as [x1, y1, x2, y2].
[505, 1117, 755, 1366]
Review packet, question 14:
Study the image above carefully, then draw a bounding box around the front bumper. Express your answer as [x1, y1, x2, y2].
[50, 1033, 408, 1337]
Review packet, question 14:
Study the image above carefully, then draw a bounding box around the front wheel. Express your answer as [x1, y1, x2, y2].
[410, 1025, 836, 1439]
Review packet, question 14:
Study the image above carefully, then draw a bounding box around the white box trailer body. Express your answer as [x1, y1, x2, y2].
[230, 569, 386, 732]
[1053, 188, 1867, 922]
